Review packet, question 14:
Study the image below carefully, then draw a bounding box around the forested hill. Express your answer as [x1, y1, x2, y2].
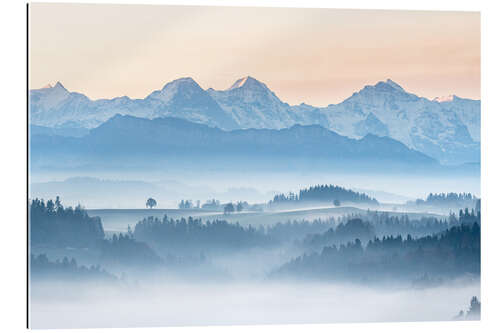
[413, 192, 479, 207]
[270, 184, 379, 206]
[273, 222, 480, 282]
[29, 197, 104, 247]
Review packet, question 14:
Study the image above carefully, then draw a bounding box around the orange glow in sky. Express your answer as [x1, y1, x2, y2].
[29, 4, 480, 106]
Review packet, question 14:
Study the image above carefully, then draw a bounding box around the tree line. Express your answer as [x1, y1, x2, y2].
[177, 199, 261, 213]
[30, 196, 481, 283]
[30, 197, 165, 271]
[269, 184, 379, 206]
[30, 254, 116, 282]
[133, 215, 272, 255]
[412, 192, 478, 207]
[98, 233, 162, 267]
[334, 209, 480, 239]
[29, 197, 105, 248]
[273, 222, 480, 282]
[133, 215, 362, 255]
[302, 218, 375, 250]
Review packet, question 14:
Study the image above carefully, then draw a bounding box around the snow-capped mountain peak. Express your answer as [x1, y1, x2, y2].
[229, 76, 249, 89]
[372, 79, 406, 92]
[228, 76, 265, 91]
[160, 77, 199, 91]
[29, 75, 480, 165]
[433, 95, 456, 103]
[53, 81, 68, 92]
[385, 79, 405, 92]
[148, 77, 203, 102]
[352, 79, 409, 100]
[41, 83, 53, 89]
[29, 81, 71, 114]
[143, 77, 239, 129]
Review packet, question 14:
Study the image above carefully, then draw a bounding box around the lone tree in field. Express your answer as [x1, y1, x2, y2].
[224, 203, 235, 215]
[146, 198, 157, 209]
[333, 199, 341, 207]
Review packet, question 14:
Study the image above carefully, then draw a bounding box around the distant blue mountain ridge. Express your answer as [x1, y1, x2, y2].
[30, 114, 453, 174]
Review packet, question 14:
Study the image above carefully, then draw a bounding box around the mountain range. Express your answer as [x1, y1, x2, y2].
[30, 114, 440, 174]
[29, 76, 480, 165]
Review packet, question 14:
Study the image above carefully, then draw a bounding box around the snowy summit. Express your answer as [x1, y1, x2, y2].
[433, 95, 455, 103]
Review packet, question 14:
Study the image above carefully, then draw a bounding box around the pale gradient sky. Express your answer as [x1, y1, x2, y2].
[29, 3, 480, 106]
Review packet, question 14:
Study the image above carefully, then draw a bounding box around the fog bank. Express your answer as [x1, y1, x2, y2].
[30, 280, 479, 329]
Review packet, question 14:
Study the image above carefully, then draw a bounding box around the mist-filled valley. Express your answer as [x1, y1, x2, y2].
[28, 113, 482, 328]
[29, 180, 481, 328]
[31, 280, 479, 329]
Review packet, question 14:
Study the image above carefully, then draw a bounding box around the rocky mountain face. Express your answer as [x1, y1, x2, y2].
[29, 77, 480, 165]
[319, 80, 480, 164]
[29, 78, 238, 130]
[206, 76, 327, 129]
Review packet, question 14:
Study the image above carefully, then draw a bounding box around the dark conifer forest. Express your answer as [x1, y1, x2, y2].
[29, 197, 105, 248]
[274, 223, 480, 282]
[29, 194, 481, 326]
[269, 184, 379, 206]
[412, 192, 478, 207]
[30, 196, 481, 283]
[30, 254, 116, 282]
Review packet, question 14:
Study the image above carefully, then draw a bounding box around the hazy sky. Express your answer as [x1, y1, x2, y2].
[29, 4, 480, 106]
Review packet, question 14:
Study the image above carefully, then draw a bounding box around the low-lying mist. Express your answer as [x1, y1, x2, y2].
[30, 279, 479, 329]
[29, 170, 480, 209]
[28, 173, 481, 329]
